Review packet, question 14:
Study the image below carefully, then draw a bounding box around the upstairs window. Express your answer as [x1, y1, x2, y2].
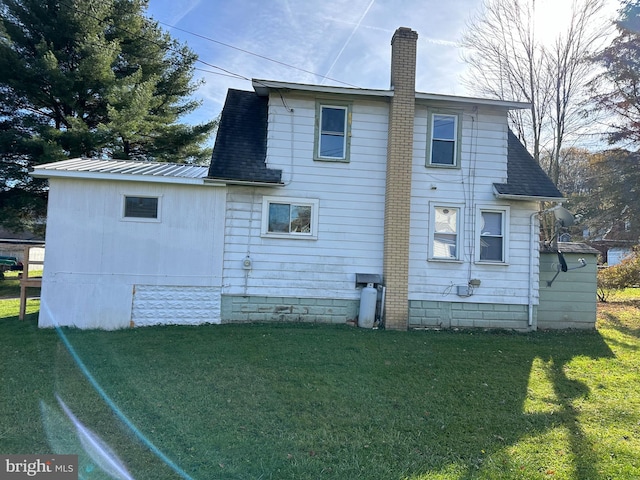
[262, 196, 319, 239]
[316, 103, 350, 161]
[428, 112, 460, 167]
[122, 195, 160, 221]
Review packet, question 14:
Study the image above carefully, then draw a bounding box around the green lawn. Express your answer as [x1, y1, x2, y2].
[1, 298, 639, 479]
[0, 270, 41, 299]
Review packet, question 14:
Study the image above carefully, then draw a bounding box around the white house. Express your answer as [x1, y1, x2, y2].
[32, 27, 565, 331]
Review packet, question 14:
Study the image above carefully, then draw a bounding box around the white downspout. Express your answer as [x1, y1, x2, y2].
[529, 204, 564, 328]
[528, 211, 538, 328]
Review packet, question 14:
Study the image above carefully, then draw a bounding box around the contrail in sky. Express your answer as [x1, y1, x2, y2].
[325, 18, 460, 47]
[322, 0, 376, 84]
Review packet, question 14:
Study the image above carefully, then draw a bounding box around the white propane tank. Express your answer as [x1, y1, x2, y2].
[358, 283, 377, 328]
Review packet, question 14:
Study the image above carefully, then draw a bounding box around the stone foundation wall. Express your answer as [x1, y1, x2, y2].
[409, 300, 530, 331]
[221, 295, 359, 324]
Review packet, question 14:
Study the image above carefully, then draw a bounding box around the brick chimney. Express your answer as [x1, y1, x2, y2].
[383, 27, 418, 331]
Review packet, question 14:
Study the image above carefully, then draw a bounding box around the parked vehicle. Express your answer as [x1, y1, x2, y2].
[0, 256, 23, 278]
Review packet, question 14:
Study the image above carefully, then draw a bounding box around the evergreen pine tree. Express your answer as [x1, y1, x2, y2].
[592, 0, 640, 146]
[0, 0, 215, 233]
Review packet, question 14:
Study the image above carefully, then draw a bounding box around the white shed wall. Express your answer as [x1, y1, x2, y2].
[40, 178, 225, 329]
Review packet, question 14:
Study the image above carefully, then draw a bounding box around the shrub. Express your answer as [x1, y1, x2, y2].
[597, 251, 640, 301]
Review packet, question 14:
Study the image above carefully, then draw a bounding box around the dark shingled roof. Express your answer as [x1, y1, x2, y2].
[208, 89, 282, 184]
[210, 91, 561, 198]
[493, 130, 564, 200]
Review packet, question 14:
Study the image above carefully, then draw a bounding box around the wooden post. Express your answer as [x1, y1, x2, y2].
[19, 245, 43, 320]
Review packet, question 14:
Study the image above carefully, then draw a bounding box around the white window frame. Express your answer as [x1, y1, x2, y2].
[315, 102, 351, 162]
[429, 203, 463, 261]
[427, 111, 461, 168]
[261, 196, 319, 240]
[475, 206, 510, 264]
[121, 194, 162, 223]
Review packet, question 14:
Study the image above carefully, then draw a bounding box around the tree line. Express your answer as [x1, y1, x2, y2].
[463, 0, 640, 245]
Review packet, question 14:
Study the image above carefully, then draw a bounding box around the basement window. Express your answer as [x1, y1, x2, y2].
[261, 196, 319, 239]
[122, 195, 160, 222]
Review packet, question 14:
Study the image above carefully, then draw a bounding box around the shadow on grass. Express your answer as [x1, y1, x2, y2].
[0, 312, 620, 479]
[599, 301, 640, 339]
[64, 326, 618, 478]
[535, 337, 610, 480]
[404, 329, 616, 479]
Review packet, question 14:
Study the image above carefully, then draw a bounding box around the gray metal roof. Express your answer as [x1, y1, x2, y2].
[540, 242, 601, 255]
[32, 158, 211, 185]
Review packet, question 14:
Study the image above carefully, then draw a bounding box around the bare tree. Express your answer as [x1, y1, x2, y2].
[546, 0, 610, 184]
[462, 0, 551, 165]
[461, 0, 609, 185]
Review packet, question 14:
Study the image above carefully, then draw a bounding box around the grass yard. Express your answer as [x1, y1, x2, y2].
[0, 270, 41, 299]
[1, 295, 639, 479]
[0, 270, 22, 298]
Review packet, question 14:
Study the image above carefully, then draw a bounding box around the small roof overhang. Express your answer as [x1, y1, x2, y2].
[31, 158, 221, 186]
[253, 79, 392, 99]
[203, 177, 284, 187]
[415, 92, 529, 110]
[492, 186, 567, 203]
[540, 242, 601, 255]
[253, 79, 529, 110]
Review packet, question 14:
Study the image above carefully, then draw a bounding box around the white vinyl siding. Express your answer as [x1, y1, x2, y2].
[226, 94, 536, 311]
[223, 95, 387, 299]
[410, 106, 534, 306]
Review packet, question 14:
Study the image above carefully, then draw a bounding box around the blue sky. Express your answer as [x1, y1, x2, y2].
[145, 0, 620, 127]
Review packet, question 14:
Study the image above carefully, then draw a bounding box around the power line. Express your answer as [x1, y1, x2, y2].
[156, 21, 359, 88]
[55, 0, 250, 83]
[194, 67, 245, 79]
[57, 0, 358, 88]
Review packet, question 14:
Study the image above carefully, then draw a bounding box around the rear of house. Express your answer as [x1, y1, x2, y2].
[33, 27, 566, 330]
[209, 28, 564, 331]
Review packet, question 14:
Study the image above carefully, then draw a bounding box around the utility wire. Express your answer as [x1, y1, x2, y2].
[55, 0, 249, 83]
[157, 21, 359, 88]
[55, 0, 357, 88]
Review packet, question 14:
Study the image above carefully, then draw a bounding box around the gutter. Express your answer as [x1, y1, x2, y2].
[203, 178, 285, 187]
[252, 79, 529, 110]
[528, 211, 539, 329]
[493, 188, 567, 203]
[31, 168, 217, 186]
